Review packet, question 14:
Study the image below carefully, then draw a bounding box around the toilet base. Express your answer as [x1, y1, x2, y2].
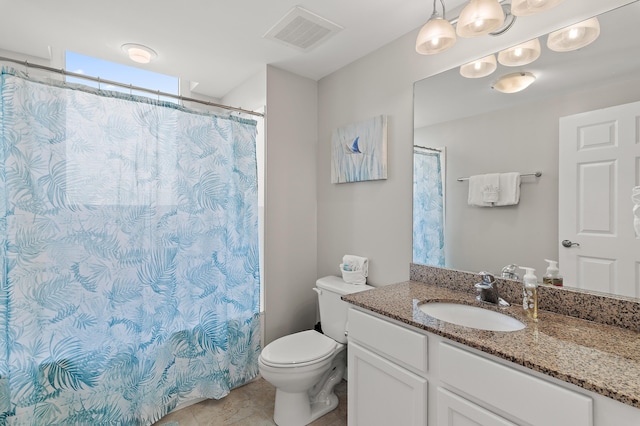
[273, 390, 339, 426]
[273, 349, 345, 426]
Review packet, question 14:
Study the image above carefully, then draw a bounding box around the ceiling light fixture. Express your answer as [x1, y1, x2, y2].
[121, 43, 157, 64]
[456, 0, 505, 38]
[416, 0, 457, 54]
[459, 54, 497, 78]
[546, 17, 600, 52]
[489, 2, 517, 36]
[498, 38, 541, 66]
[492, 71, 536, 93]
[511, 0, 564, 17]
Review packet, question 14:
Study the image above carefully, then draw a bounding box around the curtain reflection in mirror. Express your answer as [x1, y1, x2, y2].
[413, 146, 445, 266]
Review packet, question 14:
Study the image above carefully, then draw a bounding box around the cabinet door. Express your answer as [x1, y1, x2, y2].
[437, 388, 516, 426]
[348, 342, 427, 426]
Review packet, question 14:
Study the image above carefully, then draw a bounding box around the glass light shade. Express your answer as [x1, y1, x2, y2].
[547, 17, 600, 52]
[456, 0, 505, 38]
[416, 17, 457, 54]
[498, 38, 541, 67]
[511, 0, 564, 17]
[121, 43, 157, 64]
[492, 72, 536, 93]
[460, 54, 497, 78]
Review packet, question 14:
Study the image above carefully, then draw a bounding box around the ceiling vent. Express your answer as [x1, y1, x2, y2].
[264, 6, 343, 52]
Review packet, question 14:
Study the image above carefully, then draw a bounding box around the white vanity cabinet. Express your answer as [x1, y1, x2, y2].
[347, 307, 640, 426]
[437, 388, 517, 426]
[438, 342, 592, 426]
[347, 308, 428, 426]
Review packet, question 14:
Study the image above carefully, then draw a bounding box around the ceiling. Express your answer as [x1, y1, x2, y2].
[0, 0, 468, 100]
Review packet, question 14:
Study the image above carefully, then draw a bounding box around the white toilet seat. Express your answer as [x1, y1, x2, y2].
[260, 330, 339, 368]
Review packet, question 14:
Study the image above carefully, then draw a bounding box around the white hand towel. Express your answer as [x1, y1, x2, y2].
[494, 172, 521, 206]
[340, 255, 369, 285]
[468, 173, 521, 207]
[468, 175, 492, 207]
[342, 255, 368, 276]
[482, 173, 500, 203]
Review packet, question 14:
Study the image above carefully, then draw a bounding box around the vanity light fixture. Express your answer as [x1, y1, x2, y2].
[456, 0, 505, 38]
[460, 54, 497, 78]
[491, 71, 536, 93]
[511, 0, 564, 17]
[498, 38, 541, 66]
[121, 43, 157, 64]
[546, 17, 600, 52]
[416, 0, 457, 54]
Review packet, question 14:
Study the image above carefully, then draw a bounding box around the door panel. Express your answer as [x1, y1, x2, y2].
[559, 101, 640, 297]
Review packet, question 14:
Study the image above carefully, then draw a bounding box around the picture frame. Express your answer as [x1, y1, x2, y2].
[331, 115, 388, 184]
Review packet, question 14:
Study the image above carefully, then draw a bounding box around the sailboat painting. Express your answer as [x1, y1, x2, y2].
[331, 115, 388, 183]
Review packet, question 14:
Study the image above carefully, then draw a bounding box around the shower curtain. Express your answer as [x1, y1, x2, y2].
[413, 148, 444, 266]
[0, 67, 261, 425]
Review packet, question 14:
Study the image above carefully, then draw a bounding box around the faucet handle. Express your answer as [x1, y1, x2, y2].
[501, 264, 519, 280]
[479, 271, 495, 284]
[475, 271, 495, 291]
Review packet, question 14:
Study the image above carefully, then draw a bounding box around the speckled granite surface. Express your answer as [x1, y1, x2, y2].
[343, 266, 640, 409]
[409, 263, 640, 332]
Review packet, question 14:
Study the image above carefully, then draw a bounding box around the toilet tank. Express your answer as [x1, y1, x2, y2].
[316, 276, 373, 344]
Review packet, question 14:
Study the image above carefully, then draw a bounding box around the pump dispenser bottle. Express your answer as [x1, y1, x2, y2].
[520, 267, 538, 320]
[543, 259, 563, 286]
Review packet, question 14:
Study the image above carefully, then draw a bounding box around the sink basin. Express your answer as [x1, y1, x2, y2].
[418, 302, 525, 332]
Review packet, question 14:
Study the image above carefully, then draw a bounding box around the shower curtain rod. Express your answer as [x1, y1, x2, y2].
[413, 145, 442, 152]
[0, 55, 264, 118]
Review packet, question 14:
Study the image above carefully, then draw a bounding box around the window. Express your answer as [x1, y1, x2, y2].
[65, 51, 179, 103]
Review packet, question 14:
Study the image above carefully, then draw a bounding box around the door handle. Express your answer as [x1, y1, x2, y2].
[561, 239, 580, 248]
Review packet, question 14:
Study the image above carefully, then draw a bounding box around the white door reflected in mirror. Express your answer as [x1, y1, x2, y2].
[558, 101, 640, 298]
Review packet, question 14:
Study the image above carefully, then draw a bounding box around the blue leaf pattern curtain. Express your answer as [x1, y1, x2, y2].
[413, 148, 444, 266]
[0, 67, 260, 425]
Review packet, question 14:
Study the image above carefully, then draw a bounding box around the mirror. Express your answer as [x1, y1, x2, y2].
[413, 1, 640, 298]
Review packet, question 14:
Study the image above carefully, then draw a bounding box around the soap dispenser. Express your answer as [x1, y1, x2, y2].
[543, 259, 563, 287]
[519, 267, 538, 320]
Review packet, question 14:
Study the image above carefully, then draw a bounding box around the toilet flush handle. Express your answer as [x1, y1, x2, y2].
[312, 288, 321, 295]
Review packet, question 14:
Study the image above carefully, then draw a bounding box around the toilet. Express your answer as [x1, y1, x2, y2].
[259, 276, 373, 426]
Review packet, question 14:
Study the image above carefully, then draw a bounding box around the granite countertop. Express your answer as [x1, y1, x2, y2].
[342, 280, 640, 409]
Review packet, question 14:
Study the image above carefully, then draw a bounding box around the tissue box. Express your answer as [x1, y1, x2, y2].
[339, 263, 367, 285]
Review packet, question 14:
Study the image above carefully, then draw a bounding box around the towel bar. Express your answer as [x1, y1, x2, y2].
[457, 171, 542, 182]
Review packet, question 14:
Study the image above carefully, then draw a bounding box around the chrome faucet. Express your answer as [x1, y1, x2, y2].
[475, 272, 510, 307]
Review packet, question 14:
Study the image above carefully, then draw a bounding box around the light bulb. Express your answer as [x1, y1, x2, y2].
[492, 72, 536, 93]
[416, 16, 457, 54]
[459, 54, 497, 78]
[512, 0, 564, 17]
[457, 0, 505, 38]
[498, 38, 541, 67]
[121, 43, 157, 64]
[547, 17, 600, 52]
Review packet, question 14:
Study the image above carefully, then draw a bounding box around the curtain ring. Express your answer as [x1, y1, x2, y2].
[157, 89, 160, 101]
[129, 84, 133, 95]
[24, 60, 29, 77]
[97, 77, 101, 90]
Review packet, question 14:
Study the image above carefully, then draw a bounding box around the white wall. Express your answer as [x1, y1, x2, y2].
[415, 72, 640, 277]
[317, 0, 634, 286]
[264, 65, 318, 344]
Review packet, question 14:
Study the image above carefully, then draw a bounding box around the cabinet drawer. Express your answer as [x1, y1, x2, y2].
[440, 343, 592, 426]
[437, 388, 516, 426]
[348, 308, 428, 373]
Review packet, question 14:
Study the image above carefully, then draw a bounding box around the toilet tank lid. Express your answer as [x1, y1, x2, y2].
[316, 275, 374, 295]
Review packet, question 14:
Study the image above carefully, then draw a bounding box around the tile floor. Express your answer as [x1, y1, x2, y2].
[152, 376, 347, 426]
